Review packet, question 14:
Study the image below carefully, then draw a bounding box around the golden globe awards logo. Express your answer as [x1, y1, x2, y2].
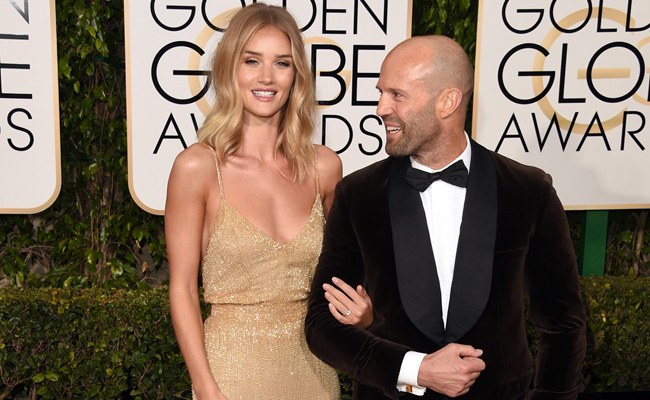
[126, 0, 411, 214]
[0, 1, 61, 214]
[474, 0, 650, 209]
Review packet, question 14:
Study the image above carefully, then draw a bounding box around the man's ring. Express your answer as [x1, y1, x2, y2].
[345, 309, 352, 316]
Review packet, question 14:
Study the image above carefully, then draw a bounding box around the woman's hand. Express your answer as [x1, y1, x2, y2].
[193, 383, 229, 400]
[323, 277, 373, 329]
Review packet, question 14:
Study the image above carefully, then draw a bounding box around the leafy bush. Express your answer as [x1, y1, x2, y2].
[1, 277, 648, 398]
[604, 211, 650, 276]
[581, 276, 650, 391]
[0, 288, 205, 399]
[412, 0, 477, 63]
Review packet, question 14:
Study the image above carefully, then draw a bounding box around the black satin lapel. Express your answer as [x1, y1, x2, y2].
[445, 141, 497, 343]
[389, 157, 445, 345]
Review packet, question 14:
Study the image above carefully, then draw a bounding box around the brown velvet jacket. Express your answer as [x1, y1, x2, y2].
[305, 140, 587, 400]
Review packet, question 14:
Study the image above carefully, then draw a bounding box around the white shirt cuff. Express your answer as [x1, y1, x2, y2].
[396, 351, 427, 396]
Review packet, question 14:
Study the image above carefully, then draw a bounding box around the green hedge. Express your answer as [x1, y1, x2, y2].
[1, 277, 648, 399]
[0, 289, 204, 399]
[581, 277, 650, 391]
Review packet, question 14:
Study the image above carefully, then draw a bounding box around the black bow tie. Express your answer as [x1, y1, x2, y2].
[405, 160, 469, 192]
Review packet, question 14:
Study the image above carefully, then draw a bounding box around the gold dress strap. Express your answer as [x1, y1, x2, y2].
[204, 143, 225, 198]
[314, 152, 320, 198]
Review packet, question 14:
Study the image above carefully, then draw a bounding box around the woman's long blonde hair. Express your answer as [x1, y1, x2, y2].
[197, 3, 316, 183]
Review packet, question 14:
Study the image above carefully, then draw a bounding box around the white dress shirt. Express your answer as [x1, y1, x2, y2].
[396, 134, 472, 395]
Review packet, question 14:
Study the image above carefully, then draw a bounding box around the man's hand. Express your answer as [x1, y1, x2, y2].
[417, 343, 485, 398]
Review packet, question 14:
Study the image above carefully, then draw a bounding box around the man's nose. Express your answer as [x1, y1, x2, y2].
[376, 94, 392, 117]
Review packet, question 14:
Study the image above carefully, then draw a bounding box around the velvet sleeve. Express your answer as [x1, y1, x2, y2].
[305, 178, 411, 400]
[524, 174, 587, 400]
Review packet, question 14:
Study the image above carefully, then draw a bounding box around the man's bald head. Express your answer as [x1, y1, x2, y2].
[384, 35, 474, 108]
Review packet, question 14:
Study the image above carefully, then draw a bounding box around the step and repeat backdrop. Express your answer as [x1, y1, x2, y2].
[474, 0, 650, 209]
[0, 0, 61, 213]
[3, 1, 649, 214]
[125, 0, 412, 214]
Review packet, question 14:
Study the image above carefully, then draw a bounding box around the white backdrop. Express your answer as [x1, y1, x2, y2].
[126, 0, 412, 214]
[474, 0, 650, 210]
[0, 0, 61, 214]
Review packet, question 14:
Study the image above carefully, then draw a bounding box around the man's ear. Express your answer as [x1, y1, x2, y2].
[437, 87, 463, 119]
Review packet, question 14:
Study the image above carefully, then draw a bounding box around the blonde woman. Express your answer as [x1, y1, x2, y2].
[165, 4, 371, 400]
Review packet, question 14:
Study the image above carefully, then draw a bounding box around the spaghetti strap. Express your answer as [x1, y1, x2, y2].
[204, 143, 225, 198]
[314, 152, 320, 198]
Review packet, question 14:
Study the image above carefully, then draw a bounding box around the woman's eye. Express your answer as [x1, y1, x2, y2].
[244, 59, 258, 65]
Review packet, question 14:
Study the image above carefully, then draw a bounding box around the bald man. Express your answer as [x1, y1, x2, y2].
[305, 35, 586, 400]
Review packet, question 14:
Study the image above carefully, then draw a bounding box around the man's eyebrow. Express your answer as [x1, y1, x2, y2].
[376, 85, 403, 93]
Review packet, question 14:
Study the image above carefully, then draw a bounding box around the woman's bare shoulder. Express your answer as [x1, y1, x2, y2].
[314, 144, 342, 186]
[171, 143, 216, 175]
[315, 144, 342, 172]
[166, 143, 218, 199]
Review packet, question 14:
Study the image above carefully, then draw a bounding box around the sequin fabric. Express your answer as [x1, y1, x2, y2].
[196, 152, 340, 400]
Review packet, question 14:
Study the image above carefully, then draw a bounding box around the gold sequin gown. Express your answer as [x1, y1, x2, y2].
[196, 154, 340, 400]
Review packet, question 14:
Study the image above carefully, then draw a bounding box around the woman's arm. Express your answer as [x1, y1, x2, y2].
[315, 145, 342, 218]
[166, 147, 227, 400]
[314, 145, 373, 329]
